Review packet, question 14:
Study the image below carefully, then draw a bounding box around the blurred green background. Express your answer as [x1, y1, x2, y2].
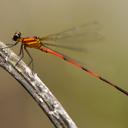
[0, 0, 128, 128]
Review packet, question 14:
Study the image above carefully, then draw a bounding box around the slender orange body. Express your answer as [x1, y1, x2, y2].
[11, 32, 128, 96]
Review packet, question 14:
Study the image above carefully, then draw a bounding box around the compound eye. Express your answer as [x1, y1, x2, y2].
[12, 32, 21, 41]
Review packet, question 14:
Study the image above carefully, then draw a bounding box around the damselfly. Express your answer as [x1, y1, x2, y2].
[3, 22, 128, 96]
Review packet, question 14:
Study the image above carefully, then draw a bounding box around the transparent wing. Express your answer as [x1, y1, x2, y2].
[39, 21, 103, 43]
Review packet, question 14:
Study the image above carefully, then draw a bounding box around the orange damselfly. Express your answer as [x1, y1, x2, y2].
[3, 23, 128, 96]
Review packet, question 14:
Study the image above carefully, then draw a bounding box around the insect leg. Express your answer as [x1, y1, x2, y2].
[24, 46, 34, 70]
